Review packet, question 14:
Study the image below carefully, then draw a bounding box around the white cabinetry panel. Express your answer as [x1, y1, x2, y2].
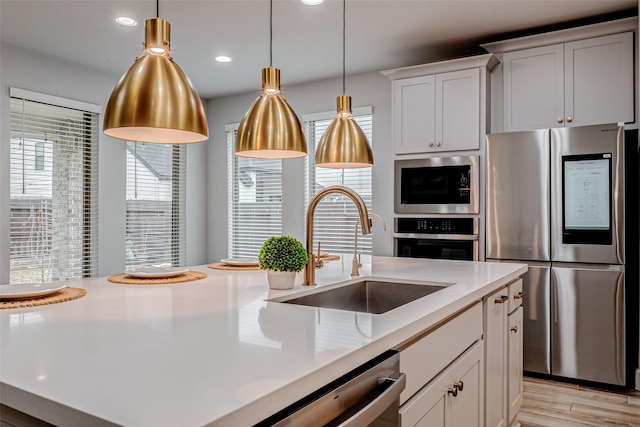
[508, 306, 524, 424]
[394, 75, 436, 154]
[565, 32, 634, 127]
[437, 68, 480, 152]
[503, 44, 564, 131]
[400, 341, 484, 427]
[502, 32, 634, 132]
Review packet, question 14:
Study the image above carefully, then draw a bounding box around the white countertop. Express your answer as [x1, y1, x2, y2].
[0, 256, 526, 426]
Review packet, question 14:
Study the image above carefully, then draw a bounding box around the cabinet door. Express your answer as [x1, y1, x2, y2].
[564, 32, 634, 127]
[450, 341, 484, 427]
[399, 341, 483, 427]
[507, 306, 524, 424]
[435, 68, 480, 151]
[484, 287, 508, 427]
[503, 44, 564, 131]
[393, 75, 436, 154]
[399, 371, 447, 427]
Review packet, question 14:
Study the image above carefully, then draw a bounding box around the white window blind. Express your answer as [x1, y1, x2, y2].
[9, 96, 98, 284]
[227, 129, 283, 258]
[304, 111, 373, 255]
[126, 142, 186, 268]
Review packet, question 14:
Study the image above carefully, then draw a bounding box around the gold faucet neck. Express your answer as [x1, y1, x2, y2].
[304, 186, 370, 286]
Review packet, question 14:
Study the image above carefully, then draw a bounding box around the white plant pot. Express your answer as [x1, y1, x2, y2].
[267, 270, 296, 290]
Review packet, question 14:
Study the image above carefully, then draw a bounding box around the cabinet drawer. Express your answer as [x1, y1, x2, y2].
[399, 340, 484, 427]
[508, 279, 524, 313]
[399, 302, 482, 404]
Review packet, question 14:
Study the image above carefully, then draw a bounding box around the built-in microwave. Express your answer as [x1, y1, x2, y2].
[394, 156, 479, 214]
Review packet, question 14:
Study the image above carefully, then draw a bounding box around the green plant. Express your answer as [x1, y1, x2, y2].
[258, 235, 308, 272]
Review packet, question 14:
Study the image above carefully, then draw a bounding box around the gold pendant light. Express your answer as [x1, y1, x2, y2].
[103, 1, 208, 144]
[235, 0, 307, 159]
[315, 0, 373, 168]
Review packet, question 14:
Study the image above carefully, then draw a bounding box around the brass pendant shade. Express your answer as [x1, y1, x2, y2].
[315, 94, 373, 168]
[235, 66, 308, 159]
[103, 18, 208, 144]
[315, 0, 373, 168]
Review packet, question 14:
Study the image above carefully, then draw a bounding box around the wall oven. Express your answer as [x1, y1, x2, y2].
[394, 156, 479, 214]
[394, 218, 479, 261]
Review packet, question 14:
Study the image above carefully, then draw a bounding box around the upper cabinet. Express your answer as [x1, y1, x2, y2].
[383, 54, 498, 155]
[484, 18, 636, 132]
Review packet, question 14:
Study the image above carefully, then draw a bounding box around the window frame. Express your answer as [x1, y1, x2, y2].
[8, 88, 100, 284]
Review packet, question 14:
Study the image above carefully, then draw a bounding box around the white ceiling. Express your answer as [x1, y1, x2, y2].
[1, 0, 637, 99]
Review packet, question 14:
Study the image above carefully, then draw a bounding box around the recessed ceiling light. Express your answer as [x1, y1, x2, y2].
[301, 0, 323, 5]
[215, 56, 232, 63]
[116, 16, 137, 26]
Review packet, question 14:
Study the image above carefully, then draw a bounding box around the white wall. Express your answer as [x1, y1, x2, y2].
[205, 71, 394, 262]
[0, 44, 209, 280]
[0, 43, 393, 279]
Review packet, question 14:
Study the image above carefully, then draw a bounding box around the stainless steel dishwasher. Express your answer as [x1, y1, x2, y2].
[254, 350, 406, 426]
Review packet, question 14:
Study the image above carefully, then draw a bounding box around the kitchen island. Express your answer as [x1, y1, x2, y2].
[0, 256, 526, 426]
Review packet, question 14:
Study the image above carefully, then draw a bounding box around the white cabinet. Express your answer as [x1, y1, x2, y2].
[484, 286, 508, 427]
[383, 54, 497, 155]
[400, 341, 484, 427]
[502, 31, 634, 131]
[392, 68, 480, 154]
[484, 279, 524, 427]
[508, 306, 524, 424]
[398, 302, 484, 427]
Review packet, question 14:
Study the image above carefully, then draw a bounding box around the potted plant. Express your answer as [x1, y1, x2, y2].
[259, 235, 308, 290]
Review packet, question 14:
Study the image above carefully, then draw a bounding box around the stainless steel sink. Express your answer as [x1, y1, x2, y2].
[273, 279, 448, 314]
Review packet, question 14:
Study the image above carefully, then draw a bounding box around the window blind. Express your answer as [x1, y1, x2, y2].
[9, 96, 98, 284]
[304, 112, 373, 255]
[125, 142, 186, 268]
[227, 129, 283, 258]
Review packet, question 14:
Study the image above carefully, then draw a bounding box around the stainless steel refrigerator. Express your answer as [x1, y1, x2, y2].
[486, 123, 638, 387]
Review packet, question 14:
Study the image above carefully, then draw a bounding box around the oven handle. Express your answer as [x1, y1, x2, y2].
[337, 373, 406, 427]
[393, 233, 478, 241]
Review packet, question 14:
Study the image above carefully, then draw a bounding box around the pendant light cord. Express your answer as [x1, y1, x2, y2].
[156, 0, 159, 18]
[269, 0, 273, 66]
[342, 0, 346, 94]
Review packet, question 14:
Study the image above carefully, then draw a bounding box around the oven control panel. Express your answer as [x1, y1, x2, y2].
[395, 218, 476, 235]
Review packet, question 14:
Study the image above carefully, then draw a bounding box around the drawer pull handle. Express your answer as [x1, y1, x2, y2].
[511, 325, 519, 333]
[454, 381, 464, 391]
[514, 292, 525, 300]
[448, 386, 458, 397]
[495, 295, 508, 304]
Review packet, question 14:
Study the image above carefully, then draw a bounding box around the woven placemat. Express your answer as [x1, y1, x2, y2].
[208, 263, 261, 271]
[108, 270, 207, 285]
[0, 287, 87, 310]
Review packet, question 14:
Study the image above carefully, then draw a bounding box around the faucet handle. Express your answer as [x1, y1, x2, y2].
[314, 242, 324, 269]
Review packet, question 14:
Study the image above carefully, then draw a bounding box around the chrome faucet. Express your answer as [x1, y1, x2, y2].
[304, 186, 371, 286]
[351, 213, 386, 278]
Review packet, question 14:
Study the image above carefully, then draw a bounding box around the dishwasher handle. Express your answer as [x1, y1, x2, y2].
[336, 373, 406, 427]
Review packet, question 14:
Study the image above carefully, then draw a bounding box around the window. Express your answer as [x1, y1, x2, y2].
[34, 142, 45, 171]
[9, 92, 98, 284]
[227, 128, 283, 258]
[304, 109, 373, 255]
[126, 142, 186, 268]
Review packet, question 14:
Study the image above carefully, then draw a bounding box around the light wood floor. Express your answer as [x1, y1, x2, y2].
[517, 376, 640, 427]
